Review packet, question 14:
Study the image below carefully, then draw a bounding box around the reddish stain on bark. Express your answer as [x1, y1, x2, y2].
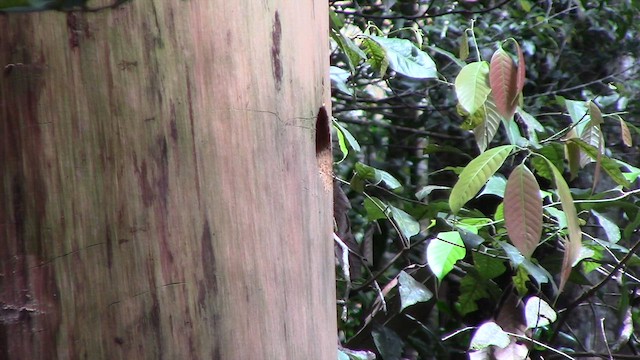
[271, 11, 283, 89]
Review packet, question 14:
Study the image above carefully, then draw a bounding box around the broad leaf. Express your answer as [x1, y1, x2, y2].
[470, 322, 510, 350]
[473, 252, 507, 279]
[372, 325, 403, 360]
[531, 144, 564, 181]
[354, 163, 403, 190]
[591, 210, 621, 243]
[362, 37, 389, 76]
[478, 174, 507, 198]
[364, 197, 387, 221]
[330, 66, 353, 96]
[504, 164, 542, 258]
[525, 296, 557, 329]
[456, 273, 489, 315]
[489, 47, 518, 119]
[546, 160, 582, 293]
[333, 120, 360, 162]
[455, 61, 491, 115]
[473, 95, 503, 152]
[367, 35, 437, 79]
[427, 231, 465, 281]
[449, 145, 515, 214]
[330, 30, 366, 74]
[388, 205, 420, 242]
[459, 31, 469, 61]
[398, 271, 433, 311]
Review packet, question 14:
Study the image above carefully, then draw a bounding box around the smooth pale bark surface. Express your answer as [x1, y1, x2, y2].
[0, 1, 334, 359]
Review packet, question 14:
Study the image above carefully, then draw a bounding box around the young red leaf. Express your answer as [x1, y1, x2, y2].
[489, 47, 518, 120]
[515, 41, 526, 95]
[504, 164, 542, 258]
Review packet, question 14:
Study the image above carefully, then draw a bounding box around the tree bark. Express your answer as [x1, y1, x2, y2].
[0, 1, 334, 359]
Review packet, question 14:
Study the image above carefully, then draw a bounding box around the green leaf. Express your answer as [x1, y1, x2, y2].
[489, 46, 518, 119]
[415, 185, 450, 200]
[388, 205, 420, 241]
[330, 30, 366, 74]
[455, 61, 491, 115]
[498, 241, 525, 266]
[449, 145, 515, 214]
[354, 163, 402, 190]
[546, 159, 582, 293]
[364, 197, 387, 221]
[427, 231, 466, 281]
[525, 296, 557, 329]
[459, 31, 469, 61]
[567, 138, 631, 188]
[372, 325, 403, 360]
[398, 271, 433, 311]
[478, 174, 507, 198]
[470, 322, 510, 350]
[532, 144, 564, 181]
[367, 35, 438, 79]
[456, 273, 489, 315]
[591, 210, 621, 243]
[330, 66, 354, 96]
[504, 164, 542, 258]
[362, 37, 389, 76]
[333, 120, 360, 162]
[473, 252, 507, 279]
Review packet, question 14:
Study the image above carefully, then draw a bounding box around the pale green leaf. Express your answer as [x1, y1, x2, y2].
[473, 95, 503, 152]
[525, 296, 557, 329]
[398, 271, 433, 311]
[368, 35, 437, 79]
[592, 210, 621, 243]
[389, 205, 420, 240]
[478, 174, 507, 198]
[449, 145, 515, 214]
[427, 231, 466, 281]
[470, 322, 510, 350]
[455, 61, 491, 115]
[415, 185, 450, 200]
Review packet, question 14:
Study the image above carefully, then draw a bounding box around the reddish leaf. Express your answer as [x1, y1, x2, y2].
[489, 47, 518, 120]
[620, 116, 633, 147]
[515, 41, 526, 95]
[504, 164, 542, 258]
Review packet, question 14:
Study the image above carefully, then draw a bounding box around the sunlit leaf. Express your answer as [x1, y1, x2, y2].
[427, 231, 466, 281]
[546, 160, 582, 293]
[333, 120, 360, 162]
[455, 61, 491, 115]
[525, 296, 557, 329]
[504, 164, 542, 258]
[398, 271, 433, 311]
[367, 35, 437, 79]
[449, 145, 515, 214]
[415, 185, 450, 200]
[489, 47, 518, 119]
[470, 322, 510, 350]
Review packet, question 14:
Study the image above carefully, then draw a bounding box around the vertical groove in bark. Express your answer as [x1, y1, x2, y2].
[0, 1, 334, 359]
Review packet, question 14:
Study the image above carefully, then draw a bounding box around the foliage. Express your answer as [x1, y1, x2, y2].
[331, 1, 640, 359]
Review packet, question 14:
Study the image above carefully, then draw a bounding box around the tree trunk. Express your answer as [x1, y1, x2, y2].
[0, 1, 334, 359]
